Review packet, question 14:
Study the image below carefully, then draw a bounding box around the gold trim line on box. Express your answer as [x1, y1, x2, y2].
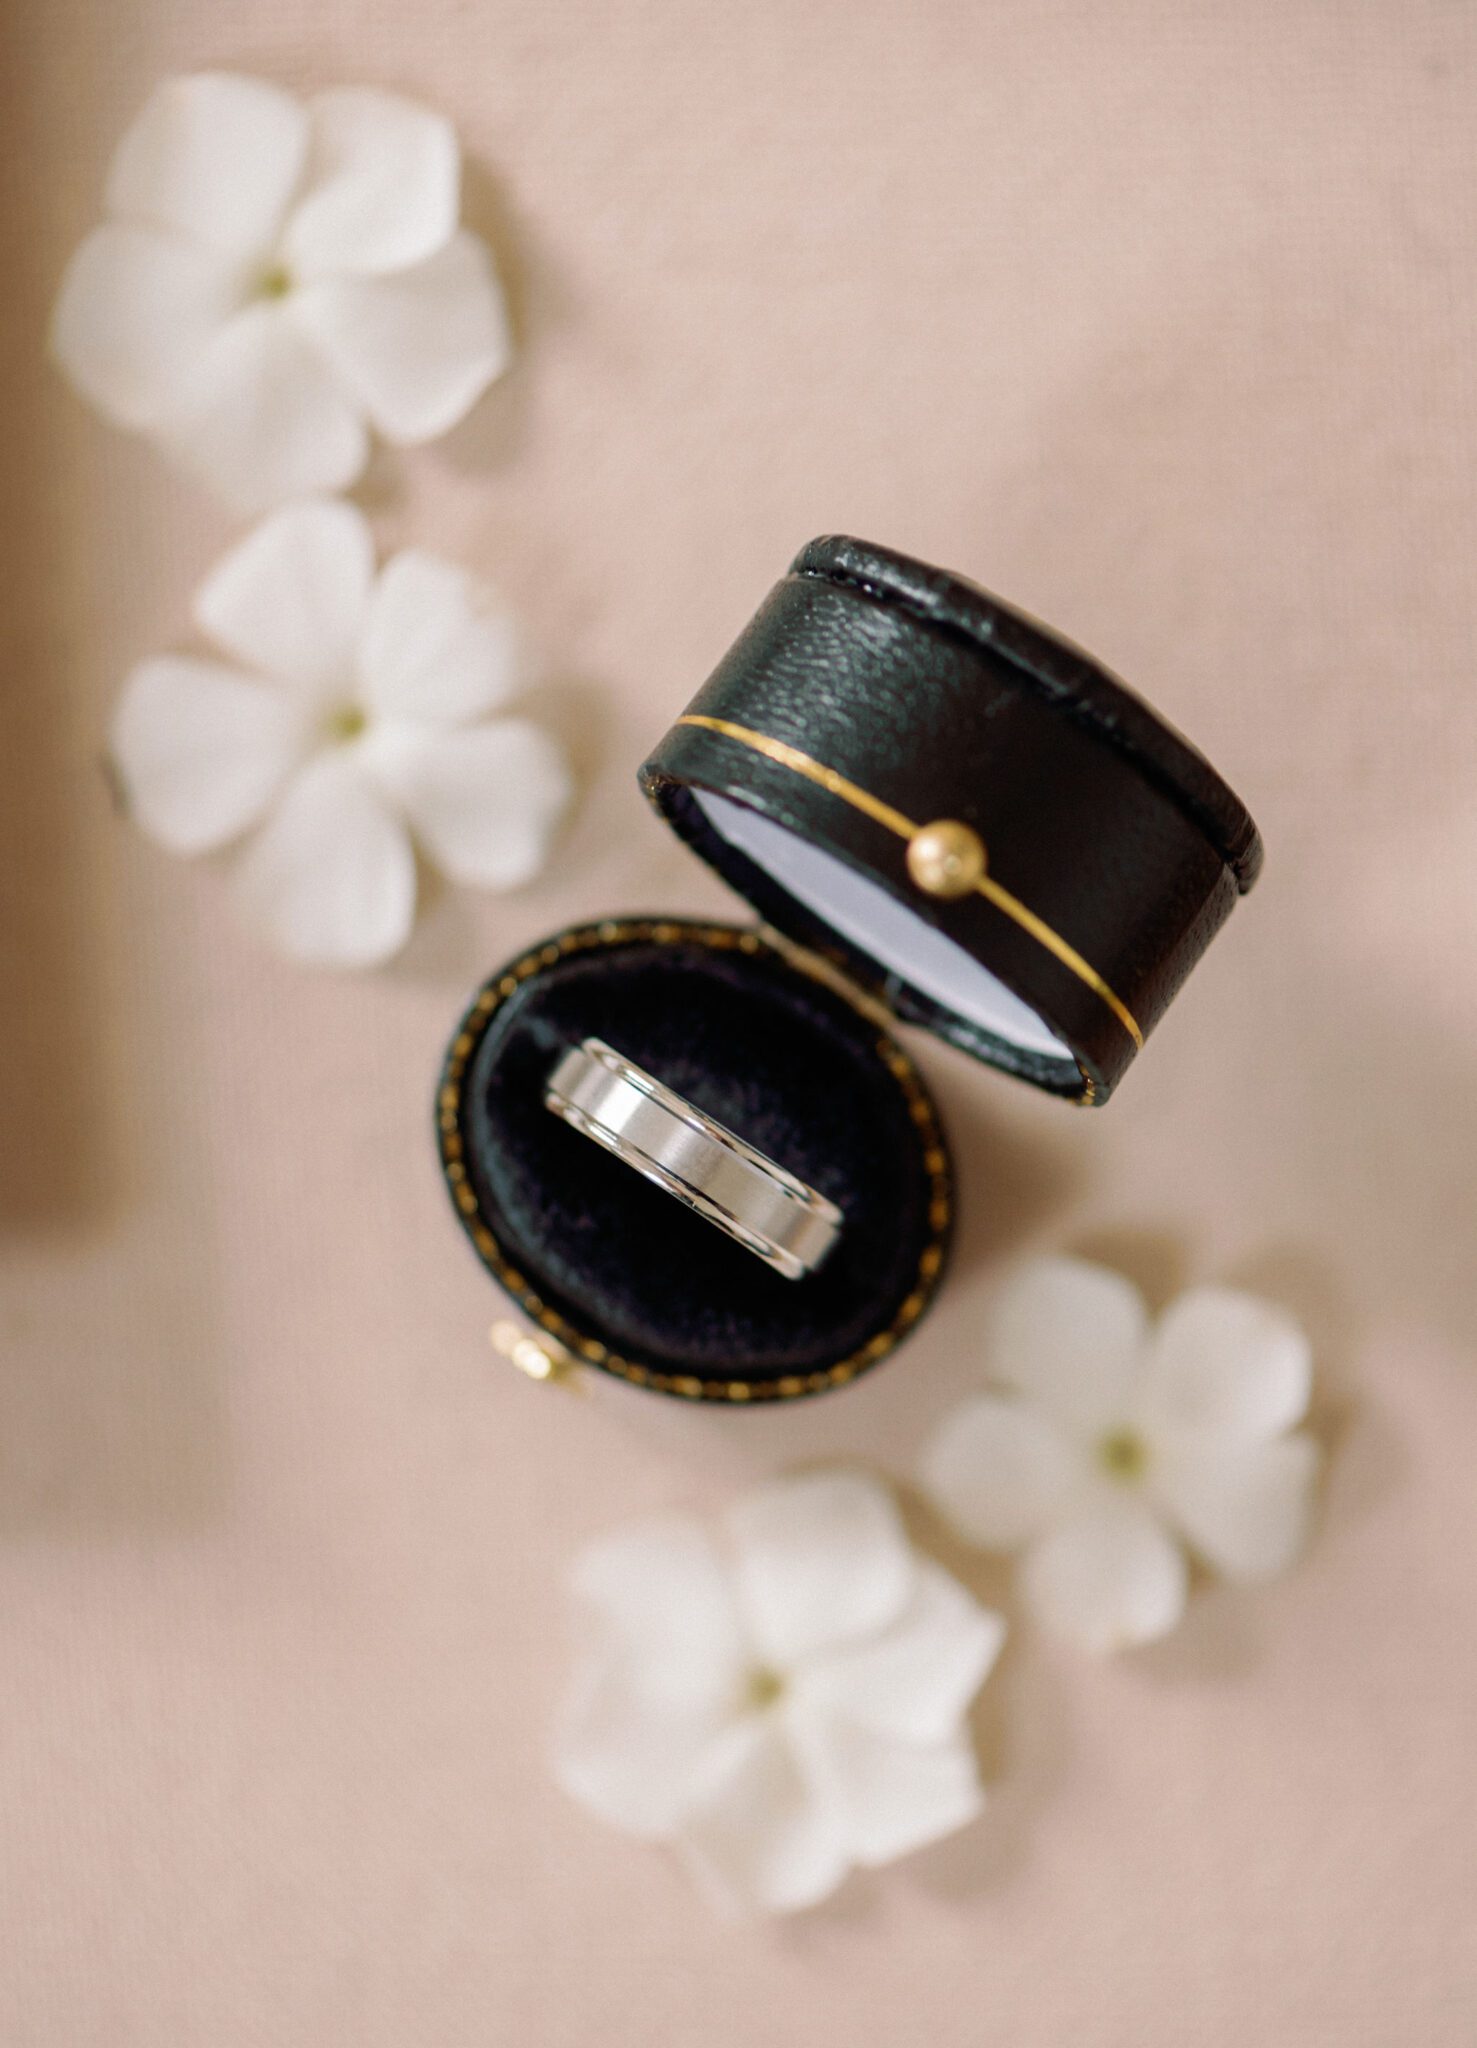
[675, 715, 1144, 1051]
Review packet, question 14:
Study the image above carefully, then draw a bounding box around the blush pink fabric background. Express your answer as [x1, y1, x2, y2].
[4, 2, 1475, 2040]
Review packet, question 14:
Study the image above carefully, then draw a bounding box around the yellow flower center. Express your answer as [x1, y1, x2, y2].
[323, 703, 367, 745]
[257, 261, 294, 301]
[745, 1666, 786, 1711]
[1098, 1427, 1149, 1484]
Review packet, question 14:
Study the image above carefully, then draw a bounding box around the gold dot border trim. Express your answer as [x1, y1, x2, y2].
[437, 918, 953, 1404]
[674, 715, 1144, 1057]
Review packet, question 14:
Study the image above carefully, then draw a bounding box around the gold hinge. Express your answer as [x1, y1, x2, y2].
[489, 1319, 585, 1390]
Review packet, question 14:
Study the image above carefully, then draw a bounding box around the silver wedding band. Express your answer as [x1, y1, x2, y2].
[544, 1038, 842, 1280]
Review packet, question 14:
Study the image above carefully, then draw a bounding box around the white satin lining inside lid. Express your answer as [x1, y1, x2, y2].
[693, 792, 1074, 1066]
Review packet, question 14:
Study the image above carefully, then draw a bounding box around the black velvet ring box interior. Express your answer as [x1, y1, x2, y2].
[437, 536, 1263, 1405]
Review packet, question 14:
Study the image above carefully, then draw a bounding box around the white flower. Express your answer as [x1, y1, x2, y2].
[111, 499, 571, 967]
[919, 1257, 1321, 1655]
[52, 72, 509, 512]
[554, 1471, 1004, 1916]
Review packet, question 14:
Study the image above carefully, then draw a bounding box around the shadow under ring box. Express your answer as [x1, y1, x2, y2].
[436, 536, 1262, 1405]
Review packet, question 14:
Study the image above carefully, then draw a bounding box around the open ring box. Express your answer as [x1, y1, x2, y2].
[437, 536, 1263, 1405]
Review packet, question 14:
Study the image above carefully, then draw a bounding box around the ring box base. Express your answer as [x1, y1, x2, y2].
[438, 917, 951, 1403]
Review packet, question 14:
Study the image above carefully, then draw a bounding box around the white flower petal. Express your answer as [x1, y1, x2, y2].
[232, 752, 415, 966]
[918, 1391, 1083, 1551]
[982, 1255, 1150, 1437]
[676, 1719, 851, 1916]
[291, 229, 509, 445]
[194, 499, 375, 693]
[283, 87, 459, 281]
[788, 1706, 984, 1869]
[554, 1517, 751, 1840]
[554, 1651, 738, 1843]
[111, 655, 307, 855]
[50, 225, 240, 430]
[360, 551, 524, 724]
[105, 72, 309, 258]
[1154, 1434, 1321, 1584]
[726, 1472, 915, 1672]
[798, 1562, 1004, 1744]
[1137, 1288, 1313, 1445]
[1020, 1498, 1188, 1654]
[567, 1515, 749, 1698]
[366, 718, 570, 891]
[160, 304, 368, 514]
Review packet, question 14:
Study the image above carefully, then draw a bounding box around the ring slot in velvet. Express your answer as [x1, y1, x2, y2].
[640, 536, 1261, 1103]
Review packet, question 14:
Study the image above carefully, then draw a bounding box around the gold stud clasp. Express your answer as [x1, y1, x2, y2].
[906, 819, 987, 899]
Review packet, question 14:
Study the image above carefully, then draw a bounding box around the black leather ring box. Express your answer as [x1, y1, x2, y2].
[437, 536, 1262, 1405]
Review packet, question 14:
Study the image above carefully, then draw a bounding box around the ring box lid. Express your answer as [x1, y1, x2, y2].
[640, 535, 1263, 1106]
